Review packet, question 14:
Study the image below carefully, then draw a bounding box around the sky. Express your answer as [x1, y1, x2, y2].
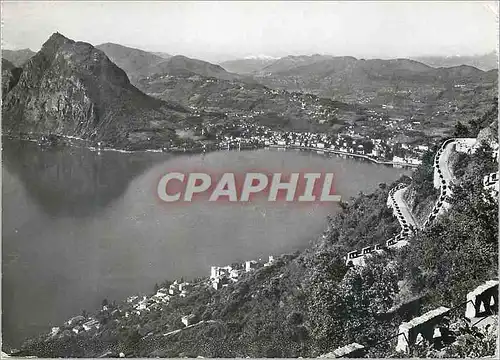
[1, 1, 498, 63]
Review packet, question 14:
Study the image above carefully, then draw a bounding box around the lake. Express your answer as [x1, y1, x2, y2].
[2, 139, 410, 348]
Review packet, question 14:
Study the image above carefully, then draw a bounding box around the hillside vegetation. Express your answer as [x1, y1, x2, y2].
[18, 107, 498, 357]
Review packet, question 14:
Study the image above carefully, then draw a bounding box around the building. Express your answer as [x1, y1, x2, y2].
[212, 278, 221, 290]
[210, 266, 219, 279]
[229, 268, 242, 281]
[392, 156, 406, 164]
[152, 291, 169, 303]
[455, 138, 477, 154]
[178, 282, 192, 292]
[135, 296, 148, 310]
[245, 260, 264, 272]
[155, 288, 168, 297]
[483, 172, 499, 199]
[72, 326, 83, 334]
[210, 266, 232, 280]
[212, 276, 230, 290]
[127, 295, 139, 303]
[83, 319, 100, 331]
[181, 314, 197, 327]
[264, 255, 275, 266]
[169, 283, 179, 295]
[405, 157, 422, 165]
[66, 315, 85, 326]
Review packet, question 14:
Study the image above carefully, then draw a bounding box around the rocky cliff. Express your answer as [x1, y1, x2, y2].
[2, 59, 22, 99]
[2, 33, 190, 149]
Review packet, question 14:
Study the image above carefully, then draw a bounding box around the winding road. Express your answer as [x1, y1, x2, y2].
[347, 138, 462, 265]
[425, 139, 458, 226]
[392, 186, 418, 228]
[434, 139, 456, 190]
[346, 183, 417, 266]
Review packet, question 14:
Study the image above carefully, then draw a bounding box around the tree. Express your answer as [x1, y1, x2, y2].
[411, 147, 438, 206]
[307, 255, 399, 355]
[468, 100, 498, 137]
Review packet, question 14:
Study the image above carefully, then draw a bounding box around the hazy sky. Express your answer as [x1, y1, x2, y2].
[1, 1, 498, 63]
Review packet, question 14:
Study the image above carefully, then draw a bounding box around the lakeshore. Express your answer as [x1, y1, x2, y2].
[2, 133, 419, 169]
[267, 144, 419, 168]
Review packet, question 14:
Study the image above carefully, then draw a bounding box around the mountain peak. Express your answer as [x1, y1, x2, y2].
[40, 32, 74, 56]
[2, 33, 187, 149]
[45, 32, 72, 45]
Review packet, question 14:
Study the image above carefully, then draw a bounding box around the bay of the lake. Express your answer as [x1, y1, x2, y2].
[2, 139, 410, 347]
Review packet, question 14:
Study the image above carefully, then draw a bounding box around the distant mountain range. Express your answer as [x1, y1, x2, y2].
[220, 57, 277, 75]
[96, 43, 241, 82]
[2, 33, 191, 149]
[1, 34, 356, 144]
[3, 46, 497, 74]
[2, 37, 497, 145]
[95, 43, 169, 81]
[147, 55, 241, 81]
[220, 52, 498, 75]
[2, 48, 36, 67]
[412, 52, 498, 72]
[96, 45, 355, 132]
[4, 43, 496, 81]
[244, 55, 279, 60]
[220, 55, 334, 75]
[250, 54, 495, 81]
[96, 45, 495, 110]
[250, 55, 498, 102]
[261, 54, 341, 74]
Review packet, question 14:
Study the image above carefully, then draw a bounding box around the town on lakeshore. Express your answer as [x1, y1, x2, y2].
[45, 254, 278, 346]
[24, 118, 429, 168]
